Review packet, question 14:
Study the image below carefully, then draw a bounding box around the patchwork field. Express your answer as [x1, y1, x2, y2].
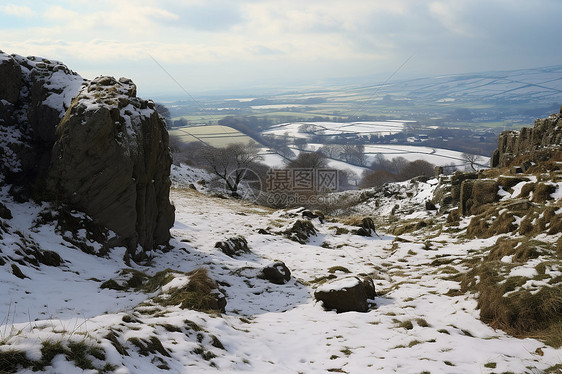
[169, 125, 253, 147]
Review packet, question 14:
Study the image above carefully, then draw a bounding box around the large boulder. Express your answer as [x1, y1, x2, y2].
[0, 52, 84, 195]
[314, 276, 376, 313]
[460, 179, 499, 215]
[46, 76, 174, 259]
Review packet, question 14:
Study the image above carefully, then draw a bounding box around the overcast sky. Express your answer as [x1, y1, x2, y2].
[2, 0, 561, 97]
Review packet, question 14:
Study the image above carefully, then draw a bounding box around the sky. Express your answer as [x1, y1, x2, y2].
[1, 0, 562, 97]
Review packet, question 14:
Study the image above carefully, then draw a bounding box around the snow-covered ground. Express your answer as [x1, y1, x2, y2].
[1, 169, 560, 373]
[362, 144, 489, 167]
[263, 121, 405, 139]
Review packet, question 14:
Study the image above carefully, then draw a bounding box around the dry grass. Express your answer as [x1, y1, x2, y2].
[532, 183, 557, 203]
[466, 207, 516, 238]
[151, 268, 226, 313]
[461, 254, 562, 347]
[518, 182, 535, 198]
[486, 237, 545, 263]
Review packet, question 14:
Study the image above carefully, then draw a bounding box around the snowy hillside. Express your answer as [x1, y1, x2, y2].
[1, 169, 560, 373]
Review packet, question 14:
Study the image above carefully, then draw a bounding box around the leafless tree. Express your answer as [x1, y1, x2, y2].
[298, 123, 317, 134]
[155, 103, 172, 128]
[285, 151, 328, 169]
[359, 170, 397, 188]
[201, 141, 263, 197]
[462, 152, 484, 171]
[339, 144, 366, 166]
[398, 159, 435, 180]
[318, 144, 341, 158]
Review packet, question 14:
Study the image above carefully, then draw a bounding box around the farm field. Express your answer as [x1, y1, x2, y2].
[169, 125, 253, 147]
[263, 121, 406, 138]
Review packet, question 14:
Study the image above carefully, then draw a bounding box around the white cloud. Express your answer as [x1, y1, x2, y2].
[428, 1, 475, 36]
[1, 0, 561, 93]
[0, 4, 35, 17]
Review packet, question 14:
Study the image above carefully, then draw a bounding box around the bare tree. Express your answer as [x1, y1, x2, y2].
[318, 144, 341, 158]
[201, 141, 263, 197]
[398, 159, 435, 180]
[298, 123, 317, 134]
[360, 170, 397, 188]
[339, 144, 366, 166]
[286, 151, 328, 169]
[462, 152, 484, 171]
[294, 137, 309, 149]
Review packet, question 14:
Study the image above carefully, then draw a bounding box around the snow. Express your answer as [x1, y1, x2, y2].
[42, 70, 84, 113]
[0, 174, 560, 373]
[316, 276, 361, 292]
[263, 121, 405, 138]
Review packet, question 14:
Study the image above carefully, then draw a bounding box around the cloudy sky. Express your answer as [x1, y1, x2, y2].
[2, 0, 561, 97]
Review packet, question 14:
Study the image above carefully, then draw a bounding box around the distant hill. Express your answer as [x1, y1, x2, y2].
[166, 65, 562, 130]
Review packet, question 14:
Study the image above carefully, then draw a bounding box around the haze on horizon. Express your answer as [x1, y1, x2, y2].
[2, 0, 561, 97]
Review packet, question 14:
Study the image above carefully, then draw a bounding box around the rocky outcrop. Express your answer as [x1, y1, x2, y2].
[0, 51, 84, 196]
[459, 179, 499, 215]
[46, 76, 174, 259]
[491, 108, 562, 168]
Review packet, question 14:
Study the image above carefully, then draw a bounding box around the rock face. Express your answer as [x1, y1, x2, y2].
[460, 179, 499, 215]
[0, 51, 84, 196]
[491, 108, 562, 168]
[46, 76, 174, 258]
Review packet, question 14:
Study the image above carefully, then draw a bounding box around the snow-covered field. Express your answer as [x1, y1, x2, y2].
[258, 144, 488, 177]
[264, 121, 405, 139]
[0, 169, 559, 373]
[362, 144, 489, 167]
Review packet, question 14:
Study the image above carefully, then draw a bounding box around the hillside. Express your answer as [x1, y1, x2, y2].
[167, 65, 562, 130]
[0, 52, 561, 373]
[1, 164, 561, 372]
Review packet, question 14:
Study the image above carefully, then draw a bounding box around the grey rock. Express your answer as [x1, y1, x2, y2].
[46, 76, 174, 259]
[314, 276, 376, 313]
[261, 261, 291, 285]
[491, 111, 562, 168]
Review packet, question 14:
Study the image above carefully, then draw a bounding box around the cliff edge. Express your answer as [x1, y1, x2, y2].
[491, 105, 562, 169]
